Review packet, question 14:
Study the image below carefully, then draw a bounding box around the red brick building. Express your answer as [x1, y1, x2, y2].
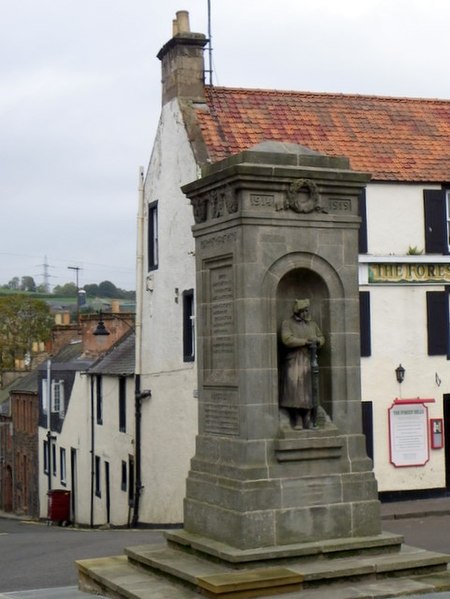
[0, 371, 39, 517]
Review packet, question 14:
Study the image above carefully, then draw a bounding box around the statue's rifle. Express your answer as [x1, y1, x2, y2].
[309, 342, 319, 428]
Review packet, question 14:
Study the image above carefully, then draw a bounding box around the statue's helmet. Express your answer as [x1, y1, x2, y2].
[293, 298, 310, 312]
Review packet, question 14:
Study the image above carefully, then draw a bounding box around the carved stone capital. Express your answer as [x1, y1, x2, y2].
[191, 195, 208, 224]
[191, 186, 238, 223]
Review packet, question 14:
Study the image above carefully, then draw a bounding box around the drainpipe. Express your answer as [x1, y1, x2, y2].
[132, 167, 145, 527]
[132, 376, 142, 527]
[46, 359, 52, 493]
[89, 376, 95, 528]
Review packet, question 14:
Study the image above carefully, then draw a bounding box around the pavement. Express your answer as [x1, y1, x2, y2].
[3, 495, 450, 525]
[0, 588, 94, 598]
[2, 499, 450, 599]
[380, 495, 450, 520]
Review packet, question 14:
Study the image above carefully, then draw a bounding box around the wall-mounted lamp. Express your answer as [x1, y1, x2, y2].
[93, 312, 110, 337]
[395, 364, 405, 384]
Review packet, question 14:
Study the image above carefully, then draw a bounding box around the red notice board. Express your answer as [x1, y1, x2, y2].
[388, 400, 431, 467]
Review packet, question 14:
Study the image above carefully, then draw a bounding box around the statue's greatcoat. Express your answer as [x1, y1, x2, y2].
[280, 316, 324, 409]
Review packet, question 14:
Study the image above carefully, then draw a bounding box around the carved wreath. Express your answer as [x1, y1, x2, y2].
[287, 178, 323, 213]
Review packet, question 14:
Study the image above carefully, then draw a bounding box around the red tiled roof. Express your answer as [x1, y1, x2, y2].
[195, 87, 450, 182]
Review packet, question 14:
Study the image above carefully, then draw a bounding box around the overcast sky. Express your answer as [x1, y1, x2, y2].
[2, 0, 450, 291]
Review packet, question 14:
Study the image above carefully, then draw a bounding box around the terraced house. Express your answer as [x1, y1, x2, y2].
[136, 11, 450, 524]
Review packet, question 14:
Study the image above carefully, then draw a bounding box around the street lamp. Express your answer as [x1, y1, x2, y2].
[93, 312, 110, 336]
[395, 364, 405, 384]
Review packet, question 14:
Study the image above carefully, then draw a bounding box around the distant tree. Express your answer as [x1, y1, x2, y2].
[121, 289, 136, 300]
[51, 280, 135, 300]
[84, 283, 100, 297]
[53, 282, 78, 297]
[0, 295, 53, 371]
[7, 277, 20, 290]
[20, 276, 36, 292]
[98, 280, 121, 298]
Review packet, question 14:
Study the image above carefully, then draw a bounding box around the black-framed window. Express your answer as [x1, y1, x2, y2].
[96, 375, 103, 425]
[424, 189, 448, 254]
[42, 378, 49, 415]
[183, 289, 195, 362]
[52, 443, 57, 477]
[121, 460, 127, 492]
[359, 291, 371, 357]
[119, 376, 126, 433]
[358, 188, 368, 254]
[426, 290, 449, 356]
[60, 447, 66, 485]
[148, 201, 159, 270]
[43, 440, 49, 474]
[51, 380, 65, 417]
[95, 455, 101, 497]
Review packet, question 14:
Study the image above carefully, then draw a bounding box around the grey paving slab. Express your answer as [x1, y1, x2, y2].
[0, 587, 105, 598]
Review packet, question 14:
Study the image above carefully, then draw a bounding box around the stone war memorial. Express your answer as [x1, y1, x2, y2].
[78, 142, 450, 598]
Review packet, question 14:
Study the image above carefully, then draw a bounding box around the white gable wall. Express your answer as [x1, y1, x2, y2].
[138, 98, 198, 524]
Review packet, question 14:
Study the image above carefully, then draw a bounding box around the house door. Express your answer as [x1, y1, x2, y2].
[70, 448, 77, 523]
[105, 461, 110, 524]
[22, 454, 28, 513]
[4, 465, 13, 512]
[443, 395, 450, 490]
[361, 401, 374, 462]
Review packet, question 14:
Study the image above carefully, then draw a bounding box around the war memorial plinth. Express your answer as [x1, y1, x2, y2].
[175, 140, 380, 550]
[78, 143, 450, 598]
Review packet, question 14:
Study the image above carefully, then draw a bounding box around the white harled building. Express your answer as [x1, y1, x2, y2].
[136, 11, 450, 524]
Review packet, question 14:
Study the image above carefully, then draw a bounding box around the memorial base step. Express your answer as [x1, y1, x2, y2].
[77, 531, 450, 599]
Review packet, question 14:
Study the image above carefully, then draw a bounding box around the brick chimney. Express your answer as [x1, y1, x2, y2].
[157, 11, 208, 105]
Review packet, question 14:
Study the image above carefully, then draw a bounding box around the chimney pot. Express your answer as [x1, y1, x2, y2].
[172, 18, 178, 36]
[176, 10, 190, 33]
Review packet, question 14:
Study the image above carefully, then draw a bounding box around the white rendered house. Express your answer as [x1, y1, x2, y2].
[136, 12, 450, 524]
[38, 328, 135, 527]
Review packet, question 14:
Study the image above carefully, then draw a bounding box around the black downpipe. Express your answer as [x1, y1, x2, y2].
[47, 430, 52, 493]
[90, 376, 95, 528]
[132, 374, 142, 527]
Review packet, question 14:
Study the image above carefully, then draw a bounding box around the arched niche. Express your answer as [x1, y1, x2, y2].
[276, 267, 331, 422]
[264, 252, 349, 429]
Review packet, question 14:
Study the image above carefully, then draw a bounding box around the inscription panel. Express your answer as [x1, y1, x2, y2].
[203, 389, 239, 436]
[202, 257, 236, 386]
[327, 198, 352, 212]
[200, 231, 237, 251]
[210, 264, 235, 372]
[246, 192, 286, 211]
[249, 194, 275, 207]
